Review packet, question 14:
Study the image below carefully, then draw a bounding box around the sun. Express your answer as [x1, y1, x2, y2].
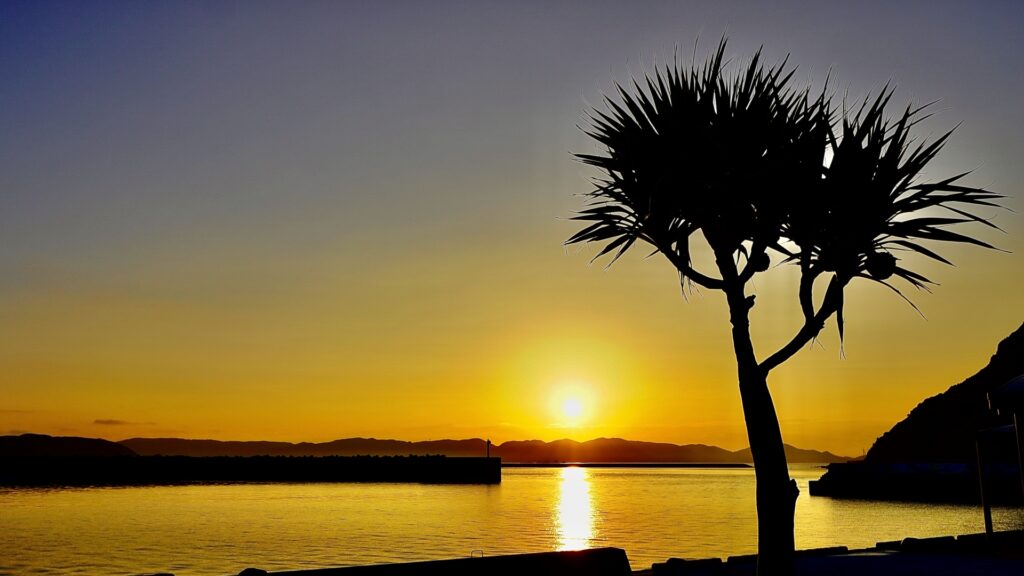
[551, 384, 592, 428]
[562, 397, 583, 420]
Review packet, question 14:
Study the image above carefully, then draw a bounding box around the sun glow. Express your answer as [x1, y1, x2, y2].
[550, 383, 594, 428]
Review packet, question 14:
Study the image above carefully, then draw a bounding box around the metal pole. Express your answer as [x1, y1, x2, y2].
[1014, 412, 1024, 499]
[976, 436, 993, 536]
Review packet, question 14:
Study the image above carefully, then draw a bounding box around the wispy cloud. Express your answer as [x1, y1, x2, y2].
[0, 409, 34, 414]
[93, 419, 156, 426]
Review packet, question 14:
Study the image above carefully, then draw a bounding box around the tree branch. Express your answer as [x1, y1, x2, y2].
[798, 255, 818, 322]
[657, 241, 726, 290]
[759, 275, 844, 374]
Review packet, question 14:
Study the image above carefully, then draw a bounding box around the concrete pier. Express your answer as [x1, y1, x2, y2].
[1, 455, 502, 486]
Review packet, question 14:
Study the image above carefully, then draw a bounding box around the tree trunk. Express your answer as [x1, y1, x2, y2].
[740, 369, 798, 576]
[724, 283, 797, 576]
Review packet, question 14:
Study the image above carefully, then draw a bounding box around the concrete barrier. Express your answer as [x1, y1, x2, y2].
[239, 547, 631, 576]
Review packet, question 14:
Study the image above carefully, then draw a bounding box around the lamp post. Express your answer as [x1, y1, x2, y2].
[990, 375, 1024, 498]
[978, 374, 1024, 535]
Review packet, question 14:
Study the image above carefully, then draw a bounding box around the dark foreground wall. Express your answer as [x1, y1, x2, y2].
[242, 547, 631, 576]
[0, 455, 501, 486]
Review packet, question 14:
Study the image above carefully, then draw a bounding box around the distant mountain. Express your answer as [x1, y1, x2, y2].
[732, 444, 849, 464]
[120, 437, 488, 458]
[0, 433, 137, 458]
[121, 436, 849, 463]
[864, 321, 1024, 464]
[120, 438, 305, 456]
[495, 438, 738, 463]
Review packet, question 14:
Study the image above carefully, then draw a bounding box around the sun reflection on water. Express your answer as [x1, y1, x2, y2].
[556, 466, 594, 550]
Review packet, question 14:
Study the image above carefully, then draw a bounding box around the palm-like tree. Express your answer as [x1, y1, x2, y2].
[568, 40, 1001, 575]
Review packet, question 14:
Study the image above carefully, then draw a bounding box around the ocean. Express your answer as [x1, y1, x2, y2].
[1, 465, 1020, 575]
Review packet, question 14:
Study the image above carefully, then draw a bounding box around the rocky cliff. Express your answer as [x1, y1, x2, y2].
[864, 322, 1024, 464]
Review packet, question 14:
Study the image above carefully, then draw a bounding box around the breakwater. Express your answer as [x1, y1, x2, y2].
[0, 455, 501, 486]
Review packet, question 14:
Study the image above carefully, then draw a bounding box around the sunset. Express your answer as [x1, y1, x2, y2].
[2, 2, 1023, 575]
[2, 2, 1022, 458]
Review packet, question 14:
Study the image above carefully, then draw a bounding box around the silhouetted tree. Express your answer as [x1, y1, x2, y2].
[568, 40, 1001, 575]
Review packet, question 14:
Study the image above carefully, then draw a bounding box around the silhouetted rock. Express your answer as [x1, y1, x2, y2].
[0, 433, 137, 458]
[812, 322, 1024, 502]
[865, 321, 1024, 464]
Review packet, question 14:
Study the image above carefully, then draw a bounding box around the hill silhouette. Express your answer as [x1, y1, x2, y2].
[491, 438, 737, 463]
[0, 433, 137, 457]
[120, 436, 848, 463]
[864, 321, 1024, 463]
[811, 322, 1024, 502]
[732, 444, 848, 464]
[120, 437, 486, 458]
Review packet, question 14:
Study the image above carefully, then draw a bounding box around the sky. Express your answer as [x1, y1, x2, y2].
[1, 1, 1022, 456]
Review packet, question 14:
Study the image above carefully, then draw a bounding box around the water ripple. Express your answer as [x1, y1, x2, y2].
[1, 467, 1022, 574]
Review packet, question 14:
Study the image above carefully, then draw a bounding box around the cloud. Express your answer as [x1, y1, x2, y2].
[93, 419, 156, 426]
[0, 409, 34, 414]
[5, 429, 29, 435]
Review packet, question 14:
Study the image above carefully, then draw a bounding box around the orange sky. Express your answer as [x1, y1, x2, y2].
[2, 3, 1022, 457]
[3, 227, 1018, 456]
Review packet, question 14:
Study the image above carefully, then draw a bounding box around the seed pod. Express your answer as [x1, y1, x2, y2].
[866, 251, 897, 280]
[751, 252, 771, 272]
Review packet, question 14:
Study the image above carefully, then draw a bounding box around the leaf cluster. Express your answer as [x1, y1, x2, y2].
[792, 90, 1002, 295]
[569, 40, 1002, 310]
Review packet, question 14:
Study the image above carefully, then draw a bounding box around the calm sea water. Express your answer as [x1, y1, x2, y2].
[2, 466, 1021, 575]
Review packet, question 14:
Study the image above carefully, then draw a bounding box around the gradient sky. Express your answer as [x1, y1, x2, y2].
[2, 1, 1022, 456]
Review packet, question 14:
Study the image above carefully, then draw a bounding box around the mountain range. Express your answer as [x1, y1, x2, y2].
[0, 434, 850, 463]
[0, 433, 136, 458]
[120, 436, 849, 463]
